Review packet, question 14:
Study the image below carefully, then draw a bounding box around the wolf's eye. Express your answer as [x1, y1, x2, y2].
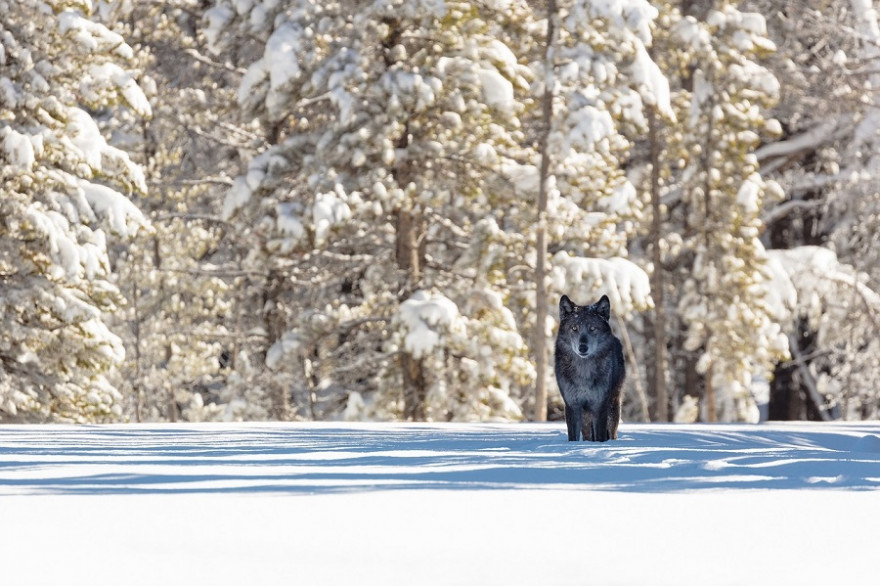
[571, 325, 578, 332]
[589, 326, 596, 333]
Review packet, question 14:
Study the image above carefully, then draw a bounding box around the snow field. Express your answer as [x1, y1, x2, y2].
[1, 422, 879, 585]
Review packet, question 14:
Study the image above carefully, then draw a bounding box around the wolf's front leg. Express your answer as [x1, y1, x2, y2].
[591, 405, 610, 442]
[607, 397, 621, 440]
[564, 404, 580, 441]
[581, 408, 594, 441]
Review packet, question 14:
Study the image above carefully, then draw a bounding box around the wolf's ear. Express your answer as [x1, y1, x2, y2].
[560, 295, 576, 317]
[594, 295, 611, 321]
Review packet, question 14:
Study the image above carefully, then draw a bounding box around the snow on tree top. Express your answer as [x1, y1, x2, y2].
[396, 291, 465, 360]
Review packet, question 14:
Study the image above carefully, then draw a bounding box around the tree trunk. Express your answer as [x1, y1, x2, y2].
[788, 333, 832, 422]
[703, 363, 716, 423]
[396, 209, 422, 285]
[132, 278, 143, 423]
[648, 106, 669, 422]
[149, 235, 178, 422]
[263, 271, 290, 421]
[684, 354, 699, 398]
[392, 125, 430, 417]
[533, 0, 557, 422]
[534, 233, 548, 421]
[382, 15, 428, 418]
[396, 209, 428, 419]
[616, 315, 650, 422]
[401, 354, 427, 420]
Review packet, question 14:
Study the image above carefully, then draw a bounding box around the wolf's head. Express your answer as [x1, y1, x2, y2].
[558, 294, 613, 358]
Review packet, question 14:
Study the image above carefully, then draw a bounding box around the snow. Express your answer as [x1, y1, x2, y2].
[476, 67, 515, 112]
[581, 0, 659, 44]
[395, 290, 464, 359]
[85, 63, 152, 117]
[631, 39, 675, 121]
[80, 180, 147, 237]
[275, 202, 305, 240]
[768, 246, 880, 309]
[222, 176, 252, 219]
[598, 177, 637, 213]
[1, 421, 878, 586]
[733, 59, 780, 98]
[264, 23, 304, 118]
[265, 331, 302, 371]
[238, 57, 268, 110]
[552, 251, 653, 315]
[0, 77, 16, 106]
[501, 162, 540, 195]
[64, 108, 148, 193]
[203, 5, 235, 53]
[26, 206, 82, 278]
[0, 126, 37, 169]
[312, 190, 352, 245]
[481, 39, 520, 75]
[66, 107, 105, 169]
[57, 9, 133, 59]
[736, 172, 761, 214]
[562, 105, 615, 150]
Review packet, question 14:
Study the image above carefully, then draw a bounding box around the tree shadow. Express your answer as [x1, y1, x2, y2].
[1, 422, 879, 495]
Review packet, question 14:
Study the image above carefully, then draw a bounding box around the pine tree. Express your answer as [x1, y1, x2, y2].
[0, 0, 148, 421]
[96, 0, 247, 422]
[765, 247, 880, 420]
[205, 0, 538, 420]
[531, 0, 671, 419]
[659, 2, 788, 422]
[746, 0, 880, 420]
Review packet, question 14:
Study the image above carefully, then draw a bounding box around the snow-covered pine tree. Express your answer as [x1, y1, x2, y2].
[0, 0, 149, 421]
[816, 0, 880, 286]
[747, 0, 880, 277]
[765, 247, 880, 420]
[628, 0, 681, 423]
[205, 0, 537, 421]
[94, 0, 246, 422]
[743, 0, 880, 420]
[666, 3, 788, 422]
[527, 0, 671, 419]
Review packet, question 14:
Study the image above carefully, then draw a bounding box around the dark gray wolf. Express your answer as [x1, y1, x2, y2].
[554, 294, 625, 442]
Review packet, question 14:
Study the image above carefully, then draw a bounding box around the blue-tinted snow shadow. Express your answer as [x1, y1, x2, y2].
[1, 423, 879, 495]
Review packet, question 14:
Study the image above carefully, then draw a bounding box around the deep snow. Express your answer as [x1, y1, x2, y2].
[1, 421, 879, 585]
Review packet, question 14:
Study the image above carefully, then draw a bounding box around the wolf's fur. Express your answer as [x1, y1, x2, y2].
[554, 294, 625, 442]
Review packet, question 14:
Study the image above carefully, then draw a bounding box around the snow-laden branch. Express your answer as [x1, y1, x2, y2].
[756, 117, 846, 165]
[762, 197, 825, 225]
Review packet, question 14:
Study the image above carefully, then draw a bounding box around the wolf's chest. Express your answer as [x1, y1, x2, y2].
[557, 358, 609, 404]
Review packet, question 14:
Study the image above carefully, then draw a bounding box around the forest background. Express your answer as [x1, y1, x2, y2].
[2, 0, 879, 425]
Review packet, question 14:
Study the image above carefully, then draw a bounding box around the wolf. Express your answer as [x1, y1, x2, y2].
[554, 294, 625, 442]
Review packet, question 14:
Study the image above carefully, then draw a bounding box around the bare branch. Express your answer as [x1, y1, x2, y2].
[762, 198, 825, 225]
[184, 48, 246, 75]
[788, 333, 834, 422]
[148, 177, 234, 188]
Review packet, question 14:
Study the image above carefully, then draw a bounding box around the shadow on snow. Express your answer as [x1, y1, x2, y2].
[1, 422, 879, 495]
